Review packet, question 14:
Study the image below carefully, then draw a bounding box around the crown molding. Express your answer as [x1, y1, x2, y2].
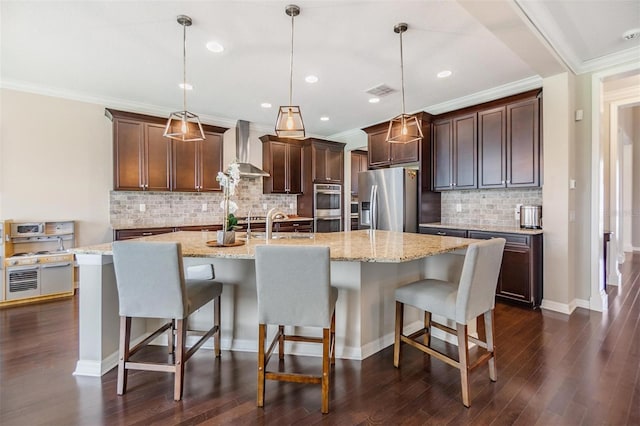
[424, 76, 543, 115]
[0, 79, 239, 129]
[577, 47, 640, 75]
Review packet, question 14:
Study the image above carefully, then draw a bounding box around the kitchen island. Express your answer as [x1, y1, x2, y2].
[72, 230, 477, 377]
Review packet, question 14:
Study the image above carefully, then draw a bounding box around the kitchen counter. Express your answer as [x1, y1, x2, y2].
[420, 222, 543, 235]
[72, 230, 478, 377]
[75, 229, 475, 263]
[111, 216, 313, 230]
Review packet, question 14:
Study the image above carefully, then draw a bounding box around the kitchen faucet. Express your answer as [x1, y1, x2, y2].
[265, 207, 277, 240]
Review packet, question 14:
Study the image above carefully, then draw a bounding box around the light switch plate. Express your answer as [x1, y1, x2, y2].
[202, 204, 207, 211]
[139, 204, 146, 212]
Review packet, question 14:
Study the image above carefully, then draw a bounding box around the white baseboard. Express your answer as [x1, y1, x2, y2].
[541, 298, 591, 315]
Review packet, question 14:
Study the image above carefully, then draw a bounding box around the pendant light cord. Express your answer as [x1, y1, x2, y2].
[289, 12, 295, 107]
[182, 21, 187, 113]
[399, 29, 406, 116]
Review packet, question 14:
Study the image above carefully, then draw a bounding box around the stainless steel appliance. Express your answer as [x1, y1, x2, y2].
[350, 201, 359, 219]
[520, 205, 542, 229]
[314, 184, 342, 232]
[358, 168, 418, 232]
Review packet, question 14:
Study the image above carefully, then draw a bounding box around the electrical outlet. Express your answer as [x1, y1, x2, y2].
[262, 203, 267, 210]
[289, 202, 295, 210]
[515, 204, 522, 221]
[455, 203, 462, 213]
[202, 203, 207, 212]
[139, 204, 146, 212]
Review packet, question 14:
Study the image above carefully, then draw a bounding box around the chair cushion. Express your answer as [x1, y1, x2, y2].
[185, 279, 223, 316]
[395, 279, 458, 320]
[186, 264, 215, 280]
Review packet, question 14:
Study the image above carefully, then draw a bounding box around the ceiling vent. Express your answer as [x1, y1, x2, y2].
[365, 84, 397, 97]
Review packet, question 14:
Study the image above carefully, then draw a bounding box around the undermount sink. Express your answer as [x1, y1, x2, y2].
[249, 232, 314, 240]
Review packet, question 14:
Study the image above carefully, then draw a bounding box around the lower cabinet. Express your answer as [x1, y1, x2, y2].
[419, 226, 543, 308]
[114, 227, 175, 241]
[274, 221, 313, 233]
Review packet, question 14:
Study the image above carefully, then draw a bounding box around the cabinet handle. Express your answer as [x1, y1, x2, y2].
[437, 232, 446, 236]
[501, 180, 505, 185]
[453, 183, 457, 187]
[142, 232, 153, 236]
[506, 180, 511, 184]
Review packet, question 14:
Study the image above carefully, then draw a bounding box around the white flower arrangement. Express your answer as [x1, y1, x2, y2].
[216, 162, 241, 232]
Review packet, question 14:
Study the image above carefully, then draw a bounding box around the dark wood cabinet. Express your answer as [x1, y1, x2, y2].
[274, 220, 313, 233]
[110, 111, 171, 191]
[467, 230, 542, 308]
[478, 96, 540, 188]
[260, 135, 304, 194]
[419, 226, 468, 238]
[364, 118, 421, 168]
[175, 225, 222, 232]
[173, 130, 224, 192]
[432, 113, 477, 191]
[107, 109, 226, 192]
[114, 227, 175, 241]
[309, 139, 344, 183]
[350, 150, 368, 197]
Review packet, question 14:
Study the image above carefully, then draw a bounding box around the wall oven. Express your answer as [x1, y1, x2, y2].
[314, 184, 342, 232]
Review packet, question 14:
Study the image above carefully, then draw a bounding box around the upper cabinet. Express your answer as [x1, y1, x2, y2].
[363, 114, 425, 168]
[431, 89, 541, 191]
[350, 150, 368, 197]
[260, 135, 304, 194]
[432, 113, 477, 191]
[172, 131, 224, 192]
[308, 139, 345, 184]
[107, 109, 227, 192]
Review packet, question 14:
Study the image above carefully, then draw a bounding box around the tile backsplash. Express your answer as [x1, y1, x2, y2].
[440, 188, 542, 227]
[110, 179, 297, 228]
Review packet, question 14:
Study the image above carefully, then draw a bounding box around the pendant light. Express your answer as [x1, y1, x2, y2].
[164, 15, 205, 142]
[386, 23, 423, 144]
[275, 4, 305, 139]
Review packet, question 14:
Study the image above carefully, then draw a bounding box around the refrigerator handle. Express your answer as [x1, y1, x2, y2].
[371, 185, 378, 230]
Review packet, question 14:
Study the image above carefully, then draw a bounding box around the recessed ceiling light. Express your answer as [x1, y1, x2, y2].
[320, 116, 330, 121]
[206, 41, 224, 53]
[305, 75, 319, 83]
[261, 102, 272, 108]
[368, 97, 380, 104]
[179, 83, 193, 90]
[437, 70, 452, 78]
[622, 28, 640, 40]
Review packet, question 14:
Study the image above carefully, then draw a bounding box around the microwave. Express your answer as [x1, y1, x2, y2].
[11, 222, 45, 237]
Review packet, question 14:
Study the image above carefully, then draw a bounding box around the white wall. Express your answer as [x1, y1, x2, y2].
[1, 89, 112, 246]
[633, 107, 640, 248]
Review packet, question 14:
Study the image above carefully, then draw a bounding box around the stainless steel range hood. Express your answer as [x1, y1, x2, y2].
[235, 120, 269, 178]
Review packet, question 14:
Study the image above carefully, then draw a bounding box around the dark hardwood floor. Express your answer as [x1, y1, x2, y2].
[1, 253, 639, 425]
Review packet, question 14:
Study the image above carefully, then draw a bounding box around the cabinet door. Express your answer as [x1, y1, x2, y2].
[453, 113, 477, 189]
[172, 139, 199, 191]
[287, 143, 303, 193]
[200, 132, 223, 192]
[350, 151, 367, 196]
[478, 107, 507, 188]
[390, 119, 420, 164]
[114, 119, 144, 190]
[419, 227, 467, 237]
[326, 146, 343, 183]
[498, 245, 531, 302]
[145, 123, 171, 191]
[268, 141, 288, 193]
[368, 128, 391, 167]
[313, 144, 328, 182]
[507, 98, 539, 187]
[432, 119, 453, 191]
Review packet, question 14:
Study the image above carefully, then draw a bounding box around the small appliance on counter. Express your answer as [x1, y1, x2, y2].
[520, 205, 542, 229]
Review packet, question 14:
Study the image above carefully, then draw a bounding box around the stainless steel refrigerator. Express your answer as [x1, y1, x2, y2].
[358, 168, 418, 232]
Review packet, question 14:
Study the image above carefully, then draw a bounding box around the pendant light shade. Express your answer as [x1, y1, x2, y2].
[164, 15, 205, 142]
[386, 23, 423, 144]
[275, 4, 305, 139]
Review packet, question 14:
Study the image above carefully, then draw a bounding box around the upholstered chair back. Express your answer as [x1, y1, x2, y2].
[112, 241, 188, 319]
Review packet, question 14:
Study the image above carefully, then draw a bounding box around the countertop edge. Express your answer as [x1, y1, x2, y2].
[419, 223, 543, 235]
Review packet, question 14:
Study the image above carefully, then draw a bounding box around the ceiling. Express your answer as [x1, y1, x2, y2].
[1, 1, 639, 137]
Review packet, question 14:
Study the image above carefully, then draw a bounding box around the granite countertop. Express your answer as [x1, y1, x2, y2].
[72, 230, 477, 263]
[111, 216, 314, 230]
[419, 222, 543, 235]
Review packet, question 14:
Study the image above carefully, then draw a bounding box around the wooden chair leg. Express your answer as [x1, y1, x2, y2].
[485, 309, 497, 382]
[257, 323, 266, 408]
[278, 325, 285, 360]
[457, 323, 470, 407]
[424, 311, 432, 347]
[117, 316, 131, 396]
[330, 311, 336, 365]
[321, 327, 330, 414]
[394, 301, 404, 368]
[167, 319, 175, 354]
[174, 319, 186, 401]
[214, 296, 221, 358]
